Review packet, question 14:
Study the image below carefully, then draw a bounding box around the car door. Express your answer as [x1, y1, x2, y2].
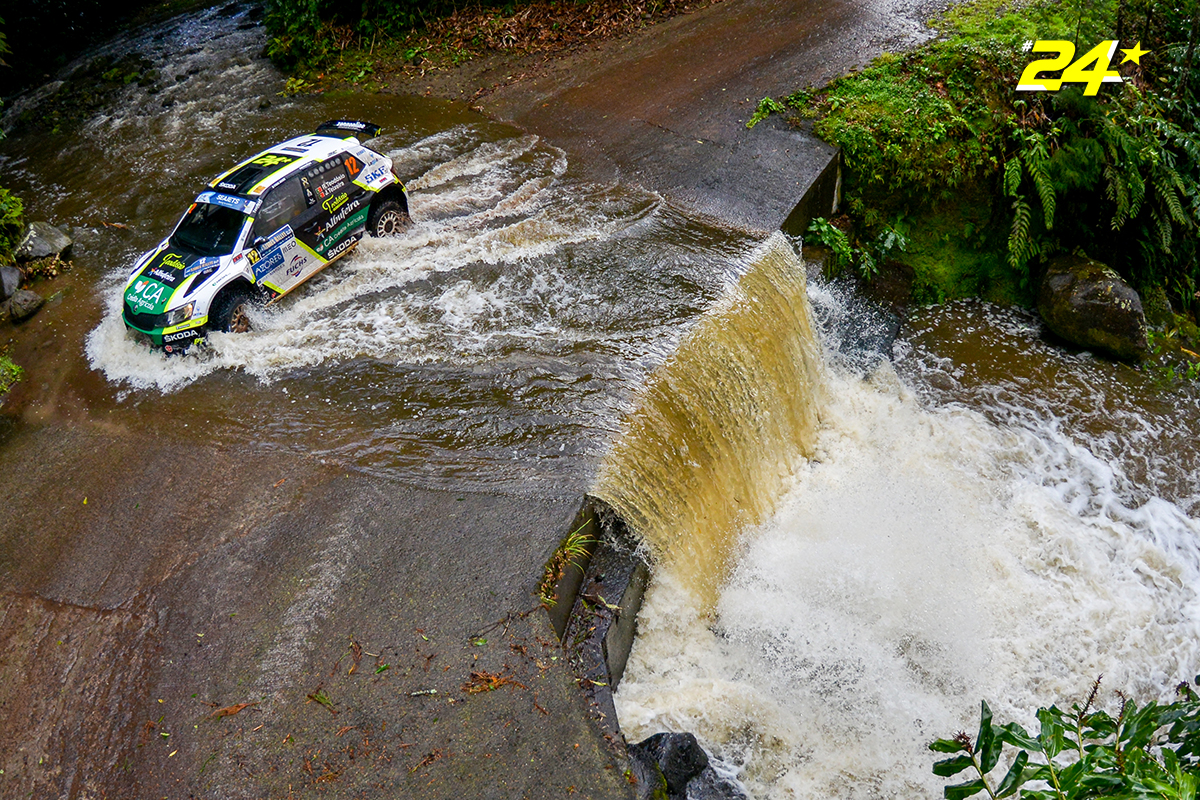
[248, 174, 324, 296]
[293, 156, 371, 262]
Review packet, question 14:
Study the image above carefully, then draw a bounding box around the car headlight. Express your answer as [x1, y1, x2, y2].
[163, 303, 194, 327]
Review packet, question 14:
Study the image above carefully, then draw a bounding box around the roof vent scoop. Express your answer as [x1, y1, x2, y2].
[314, 120, 382, 140]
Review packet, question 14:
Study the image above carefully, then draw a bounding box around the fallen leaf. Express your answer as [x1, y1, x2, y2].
[212, 701, 259, 719]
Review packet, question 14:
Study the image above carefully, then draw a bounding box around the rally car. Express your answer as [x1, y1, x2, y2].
[122, 119, 410, 352]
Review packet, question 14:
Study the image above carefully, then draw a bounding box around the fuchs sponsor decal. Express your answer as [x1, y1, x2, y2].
[285, 254, 305, 278]
[358, 164, 392, 186]
[127, 278, 168, 312]
[315, 171, 347, 200]
[195, 191, 257, 215]
[183, 256, 220, 277]
[163, 329, 200, 343]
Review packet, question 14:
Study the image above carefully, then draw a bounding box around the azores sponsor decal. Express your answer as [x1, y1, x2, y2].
[252, 246, 286, 280]
[249, 224, 297, 280]
[196, 191, 257, 214]
[126, 278, 170, 314]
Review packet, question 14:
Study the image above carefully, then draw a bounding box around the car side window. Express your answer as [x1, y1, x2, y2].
[252, 176, 309, 240]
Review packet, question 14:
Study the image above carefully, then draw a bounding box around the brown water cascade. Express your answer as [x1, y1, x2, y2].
[592, 233, 825, 607]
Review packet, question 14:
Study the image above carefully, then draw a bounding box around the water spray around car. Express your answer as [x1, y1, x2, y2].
[121, 119, 410, 353]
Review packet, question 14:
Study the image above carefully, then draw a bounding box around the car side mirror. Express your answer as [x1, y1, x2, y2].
[252, 236, 266, 249]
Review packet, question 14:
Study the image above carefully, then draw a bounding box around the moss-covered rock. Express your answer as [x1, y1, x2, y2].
[1037, 254, 1149, 362]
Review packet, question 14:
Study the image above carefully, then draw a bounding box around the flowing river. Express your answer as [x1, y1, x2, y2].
[3, 5, 1200, 800]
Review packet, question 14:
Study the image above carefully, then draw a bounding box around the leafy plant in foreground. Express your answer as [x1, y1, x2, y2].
[932, 679, 1200, 799]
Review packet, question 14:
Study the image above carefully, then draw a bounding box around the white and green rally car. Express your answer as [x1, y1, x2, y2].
[122, 119, 409, 352]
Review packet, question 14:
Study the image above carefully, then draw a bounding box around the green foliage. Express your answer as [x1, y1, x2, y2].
[0, 187, 24, 264]
[747, 96, 788, 129]
[0, 355, 21, 398]
[932, 681, 1200, 799]
[807, 216, 908, 283]
[538, 520, 596, 608]
[756, 0, 1200, 307]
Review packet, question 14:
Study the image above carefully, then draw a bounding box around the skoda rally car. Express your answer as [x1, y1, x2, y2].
[122, 119, 409, 352]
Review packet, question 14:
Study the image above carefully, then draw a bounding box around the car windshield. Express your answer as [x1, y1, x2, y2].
[170, 202, 247, 256]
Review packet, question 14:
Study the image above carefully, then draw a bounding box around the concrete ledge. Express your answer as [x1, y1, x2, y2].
[548, 497, 650, 741]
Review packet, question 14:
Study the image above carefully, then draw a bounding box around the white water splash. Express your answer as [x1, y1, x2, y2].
[85, 130, 655, 392]
[617, 343, 1200, 800]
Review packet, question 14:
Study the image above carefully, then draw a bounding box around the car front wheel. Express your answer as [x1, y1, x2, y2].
[368, 199, 410, 238]
[209, 286, 257, 334]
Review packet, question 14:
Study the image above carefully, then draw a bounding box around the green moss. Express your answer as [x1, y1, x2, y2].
[0, 355, 23, 398]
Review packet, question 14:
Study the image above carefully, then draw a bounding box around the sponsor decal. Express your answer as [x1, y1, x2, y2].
[149, 267, 175, 282]
[127, 278, 169, 313]
[285, 254, 305, 278]
[196, 191, 256, 214]
[161, 252, 186, 271]
[184, 256, 220, 277]
[358, 164, 391, 186]
[251, 154, 295, 167]
[332, 120, 367, 130]
[315, 171, 347, 200]
[163, 329, 200, 343]
[217, 181, 239, 191]
[262, 225, 294, 250]
[325, 236, 357, 260]
[324, 197, 362, 231]
[322, 193, 349, 214]
[299, 175, 316, 207]
[252, 246, 286, 280]
[318, 207, 370, 254]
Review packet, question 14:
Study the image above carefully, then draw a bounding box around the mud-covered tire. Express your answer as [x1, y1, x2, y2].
[368, 199, 410, 238]
[209, 286, 257, 334]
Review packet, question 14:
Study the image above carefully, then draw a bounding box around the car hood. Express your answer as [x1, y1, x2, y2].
[124, 247, 221, 315]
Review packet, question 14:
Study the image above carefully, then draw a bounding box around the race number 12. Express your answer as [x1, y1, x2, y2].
[1017, 40, 1123, 95]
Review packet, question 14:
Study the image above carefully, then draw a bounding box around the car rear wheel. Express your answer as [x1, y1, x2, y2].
[209, 286, 257, 334]
[368, 199, 410, 237]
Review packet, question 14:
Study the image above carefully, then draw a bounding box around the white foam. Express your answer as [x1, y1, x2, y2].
[617, 363, 1200, 799]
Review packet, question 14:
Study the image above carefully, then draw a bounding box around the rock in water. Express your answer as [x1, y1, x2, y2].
[1037, 254, 1149, 361]
[14, 221, 73, 262]
[10, 289, 44, 322]
[0, 265, 20, 300]
[628, 732, 743, 800]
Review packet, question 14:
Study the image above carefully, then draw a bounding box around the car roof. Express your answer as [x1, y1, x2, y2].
[207, 132, 362, 199]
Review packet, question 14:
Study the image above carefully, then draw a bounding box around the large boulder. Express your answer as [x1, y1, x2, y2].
[10, 289, 44, 322]
[14, 221, 73, 262]
[1037, 254, 1149, 361]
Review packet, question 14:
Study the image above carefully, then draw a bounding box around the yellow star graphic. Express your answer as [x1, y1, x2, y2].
[1121, 41, 1150, 65]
